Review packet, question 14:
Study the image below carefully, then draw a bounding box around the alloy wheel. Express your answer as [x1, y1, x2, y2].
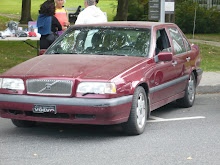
[136, 93, 146, 128]
[187, 74, 195, 103]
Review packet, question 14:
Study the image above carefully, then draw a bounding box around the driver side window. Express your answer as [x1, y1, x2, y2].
[156, 29, 171, 55]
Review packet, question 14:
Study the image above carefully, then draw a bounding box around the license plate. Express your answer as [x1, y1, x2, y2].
[33, 104, 57, 114]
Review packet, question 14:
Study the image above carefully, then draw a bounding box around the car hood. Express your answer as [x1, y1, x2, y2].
[2, 55, 146, 80]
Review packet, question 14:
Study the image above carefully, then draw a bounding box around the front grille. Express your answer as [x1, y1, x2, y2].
[26, 79, 73, 96]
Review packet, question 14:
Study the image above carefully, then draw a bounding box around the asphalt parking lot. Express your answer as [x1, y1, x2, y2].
[0, 93, 219, 165]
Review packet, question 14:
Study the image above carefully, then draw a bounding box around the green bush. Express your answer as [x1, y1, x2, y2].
[175, 1, 220, 34]
[127, 0, 149, 21]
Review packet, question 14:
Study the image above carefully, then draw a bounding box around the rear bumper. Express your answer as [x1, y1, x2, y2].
[0, 94, 132, 125]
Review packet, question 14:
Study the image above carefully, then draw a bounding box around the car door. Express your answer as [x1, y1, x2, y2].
[150, 28, 180, 104]
[167, 26, 190, 94]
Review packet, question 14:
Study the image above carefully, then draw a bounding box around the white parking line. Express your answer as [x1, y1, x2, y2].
[148, 116, 206, 123]
[149, 116, 164, 120]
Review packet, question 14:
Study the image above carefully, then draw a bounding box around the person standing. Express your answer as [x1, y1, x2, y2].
[54, 0, 70, 35]
[37, 1, 62, 49]
[75, 0, 107, 25]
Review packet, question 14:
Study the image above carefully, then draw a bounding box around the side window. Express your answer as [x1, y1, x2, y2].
[168, 27, 186, 55]
[182, 35, 191, 51]
[156, 28, 171, 55]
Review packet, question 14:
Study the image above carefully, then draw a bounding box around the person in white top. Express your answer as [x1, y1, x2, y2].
[75, 0, 107, 25]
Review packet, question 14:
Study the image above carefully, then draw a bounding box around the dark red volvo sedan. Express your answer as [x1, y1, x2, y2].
[0, 22, 202, 135]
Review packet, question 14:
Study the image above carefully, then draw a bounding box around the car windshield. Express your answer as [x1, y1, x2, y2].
[45, 27, 151, 57]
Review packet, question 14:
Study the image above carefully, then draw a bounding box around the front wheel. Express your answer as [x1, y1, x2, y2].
[122, 86, 148, 135]
[11, 119, 36, 127]
[177, 72, 196, 108]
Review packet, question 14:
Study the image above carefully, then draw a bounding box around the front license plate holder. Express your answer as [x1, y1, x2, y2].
[33, 104, 57, 114]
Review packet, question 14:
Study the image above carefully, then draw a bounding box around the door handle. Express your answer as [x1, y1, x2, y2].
[172, 61, 177, 66]
[186, 57, 191, 62]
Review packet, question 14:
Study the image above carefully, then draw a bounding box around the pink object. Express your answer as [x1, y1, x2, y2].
[28, 32, 37, 37]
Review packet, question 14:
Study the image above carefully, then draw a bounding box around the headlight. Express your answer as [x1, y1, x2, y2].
[1, 78, 25, 90]
[77, 82, 116, 94]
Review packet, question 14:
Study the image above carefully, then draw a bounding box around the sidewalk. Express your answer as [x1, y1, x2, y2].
[189, 39, 220, 47]
[197, 72, 220, 94]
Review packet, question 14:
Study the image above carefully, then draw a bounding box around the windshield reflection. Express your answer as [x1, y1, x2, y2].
[46, 27, 151, 57]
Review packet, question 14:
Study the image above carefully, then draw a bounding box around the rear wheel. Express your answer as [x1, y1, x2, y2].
[122, 86, 148, 135]
[11, 119, 36, 127]
[177, 72, 196, 108]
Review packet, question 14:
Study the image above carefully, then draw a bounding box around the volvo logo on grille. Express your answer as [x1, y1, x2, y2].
[45, 83, 52, 90]
[27, 79, 72, 96]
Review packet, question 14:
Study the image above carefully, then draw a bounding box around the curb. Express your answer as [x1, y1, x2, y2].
[197, 85, 220, 94]
[196, 72, 220, 94]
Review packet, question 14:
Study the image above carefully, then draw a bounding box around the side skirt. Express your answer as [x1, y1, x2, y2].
[150, 91, 185, 111]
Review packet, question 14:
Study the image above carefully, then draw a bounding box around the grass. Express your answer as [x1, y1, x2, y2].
[196, 43, 220, 72]
[0, 41, 219, 75]
[0, 41, 37, 74]
[1, 0, 117, 16]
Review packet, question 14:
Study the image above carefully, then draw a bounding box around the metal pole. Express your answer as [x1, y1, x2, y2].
[193, 4, 197, 39]
[160, 0, 165, 23]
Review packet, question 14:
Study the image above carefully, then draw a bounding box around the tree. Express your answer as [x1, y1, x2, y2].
[115, 0, 129, 21]
[127, 0, 149, 21]
[175, 0, 220, 33]
[20, 0, 32, 24]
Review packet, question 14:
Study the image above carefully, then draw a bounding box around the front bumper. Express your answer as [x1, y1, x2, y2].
[196, 69, 203, 87]
[0, 94, 133, 125]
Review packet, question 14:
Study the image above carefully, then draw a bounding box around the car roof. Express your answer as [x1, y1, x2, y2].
[73, 21, 176, 28]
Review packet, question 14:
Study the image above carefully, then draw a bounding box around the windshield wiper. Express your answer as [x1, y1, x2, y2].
[115, 54, 127, 56]
[93, 53, 127, 56]
[3, 88, 18, 93]
[82, 92, 96, 96]
[53, 52, 78, 54]
[110, 54, 127, 56]
[92, 53, 104, 55]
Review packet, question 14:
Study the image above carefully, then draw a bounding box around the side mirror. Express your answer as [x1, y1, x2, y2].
[39, 49, 47, 55]
[155, 52, 173, 62]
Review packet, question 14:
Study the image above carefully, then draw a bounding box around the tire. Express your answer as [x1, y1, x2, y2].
[177, 72, 196, 108]
[122, 86, 148, 135]
[11, 119, 36, 127]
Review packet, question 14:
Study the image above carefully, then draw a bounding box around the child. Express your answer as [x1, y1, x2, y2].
[54, 0, 70, 35]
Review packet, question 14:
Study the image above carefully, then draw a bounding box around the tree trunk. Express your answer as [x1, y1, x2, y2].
[20, 0, 33, 24]
[115, 0, 129, 21]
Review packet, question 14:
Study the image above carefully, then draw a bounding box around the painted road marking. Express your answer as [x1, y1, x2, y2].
[148, 116, 206, 123]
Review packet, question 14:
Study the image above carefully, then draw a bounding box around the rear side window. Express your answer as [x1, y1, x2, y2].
[168, 27, 186, 55]
[182, 35, 191, 51]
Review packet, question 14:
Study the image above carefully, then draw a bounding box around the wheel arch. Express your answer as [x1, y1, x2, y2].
[189, 67, 198, 84]
[138, 82, 149, 95]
